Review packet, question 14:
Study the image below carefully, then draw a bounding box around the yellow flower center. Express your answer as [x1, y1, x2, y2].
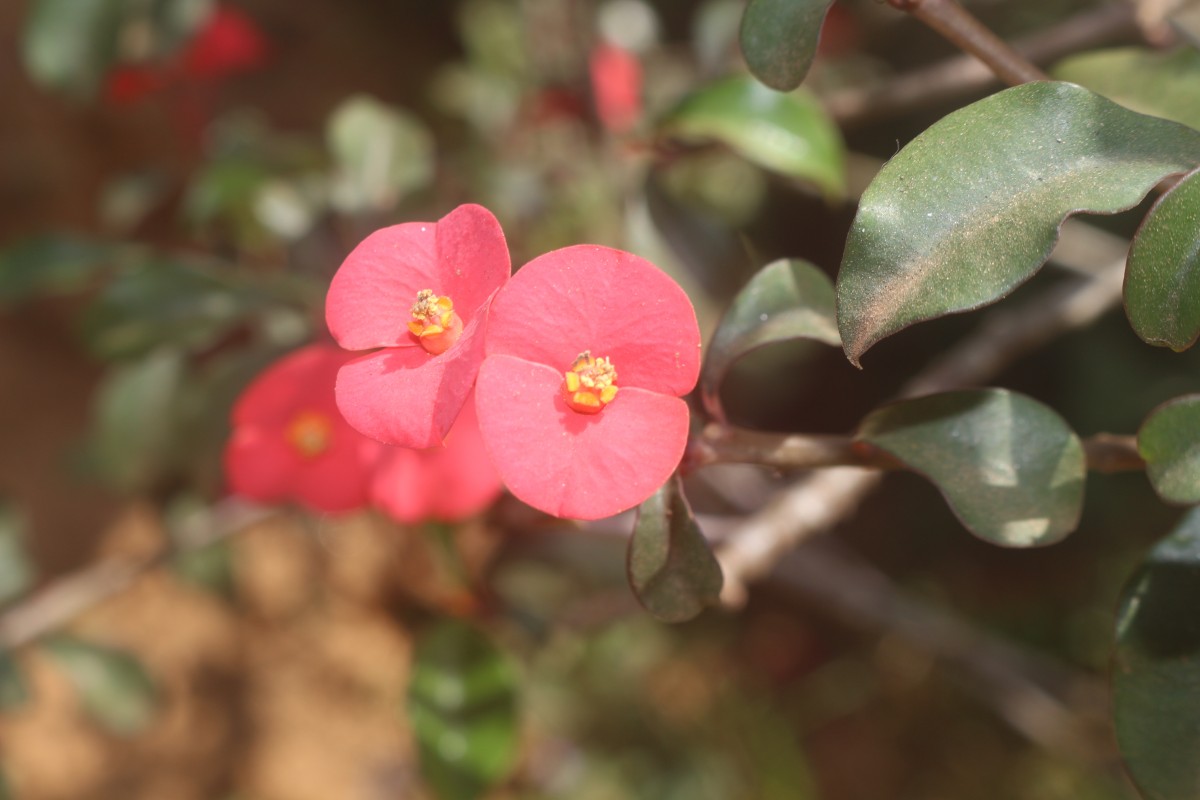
[562, 351, 619, 414]
[408, 289, 463, 355]
[286, 410, 333, 458]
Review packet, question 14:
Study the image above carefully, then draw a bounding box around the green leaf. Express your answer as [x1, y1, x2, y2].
[701, 258, 839, 420]
[1138, 395, 1200, 504]
[81, 260, 264, 360]
[657, 74, 845, 198]
[1052, 47, 1200, 131]
[84, 348, 186, 492]
[629, 477, 724, 622]
[739, 0, 834, 91]
[0, 235, 112, 306]
[408, 621, 519, 800]
[1113, 507, 1200, 800]
[0, 502, 34, 606]
[1126, 168, 1200, 351]
[836, 81, 1200, 367]
[0, 650, 30, 712]
[21, 0, 125, 97]
[327, 94, 435, 214]
[43, 636, 157, 734]
[856, 389, 1085, 546]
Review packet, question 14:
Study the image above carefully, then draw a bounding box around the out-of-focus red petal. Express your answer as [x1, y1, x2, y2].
[232, 344, 345, 426]
[224, 427, 301, 503]
[292, 432, 380, 513]
[326, 204, 508, 351]
[182, 5, 269, 79]
[335, 314, 488, 448]
[589, 43, 642, 133]
[371, 397, 502, 523]
[486, 245, 701, 397]
[104, 66, 167, 105]
[475, 354, 689, 520]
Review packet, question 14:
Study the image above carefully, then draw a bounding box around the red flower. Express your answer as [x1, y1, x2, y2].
[370, 395, 502, 524]
[589, 42, 642, 133]
[225, 344, 382, 513]
[326, 204, 511, 449]
[475, 246, 701, 520]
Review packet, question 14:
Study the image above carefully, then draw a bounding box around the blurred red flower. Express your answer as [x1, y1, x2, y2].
[225, 344, 382, 513]
[370, 395, 502, 524]
[589, 42, 642, 133]
[326, 204, 511, 449]
[475, 245, 700, 520]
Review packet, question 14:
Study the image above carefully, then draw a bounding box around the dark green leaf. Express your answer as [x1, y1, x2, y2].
[629, 477, 724, 622]
[856, 389, 1085, 546]
[701, 258, 839, 420]
[739, 0, 834, 91]
[43, 636, 157, 734]
[1138, 395, 1200, 504]
[408, 621, 519, 800]
[0, 502, 34, 606]
[1126, 168, 1200, 351]
[0, 235, 112, 306]
[1052, 47, 1200, 131]
[327, 94, 435, 214]
[81, 260, 264, 360]
[0, 650, 30, 712]
[1113, 507, 1200, 799]
[21, 0, 125, 97]
[83, 348, 186, 492]
[657, 74, 845, 197]
[836, 81, 1200, 367]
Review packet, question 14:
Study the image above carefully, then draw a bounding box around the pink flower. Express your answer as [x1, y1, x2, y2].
[589, 42, 642, 133]
[225, 344, 382, 513]
[370, 396, 502, 524]
[326, 204, 511, 448]
[475, 246, 701, 520]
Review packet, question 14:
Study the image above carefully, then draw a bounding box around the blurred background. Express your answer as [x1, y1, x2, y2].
[0, 0, 1193, 797]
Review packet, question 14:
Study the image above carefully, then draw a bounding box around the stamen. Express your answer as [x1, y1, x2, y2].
[408, 289, 463, 355]
[562, 350, 619, 414]
[287, 410, 333, 458]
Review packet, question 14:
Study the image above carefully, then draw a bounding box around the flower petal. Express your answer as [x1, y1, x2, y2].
[476, 354, 689, 520]
[336, 313, 488, 448]
[224, 427, 301, 503]
[326, 204, 508, 351]
[292, 433, 379, 512]
[232, 344, 345, 426]
[485, 245, 701, 396]
[371, 397, 502, 523]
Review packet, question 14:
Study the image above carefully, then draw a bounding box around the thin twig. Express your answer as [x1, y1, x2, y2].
[886, 0, 1048, 85]
[0, 500, 273, 650]
[827, 3, 1136, 127]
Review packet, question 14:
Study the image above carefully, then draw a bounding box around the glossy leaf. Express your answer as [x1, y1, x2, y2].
[43, 636, 157, 734]
[856, 389, 1085, 546]
[657, 74, 845, 197]
[629, 477, 724, 622]
[327, 94, 435, 214]
[1138, 395, 1200, 504]
[21, 0, 124, 97]
[1126, 168, 1200, 350]
[0, 650, 29, 712]
[83, 348, 186, 492]
[1113, 507, 1200, 799]
[0, 235, 112, 305]
[1052, 47, 1200, 131]
[0, 502, 33, 606]
[408, 621, 519, 800]
[739, 0, 834, 91]
[836, 81, 1200, 367]
[701, 258, 839, 420]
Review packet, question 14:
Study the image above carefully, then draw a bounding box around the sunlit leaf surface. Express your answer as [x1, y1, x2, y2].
[836, 82, 1200, 366]
[856, 389, 1085, 546]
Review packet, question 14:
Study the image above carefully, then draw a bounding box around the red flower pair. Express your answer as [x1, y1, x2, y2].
[323, 204, 701, 520]
[225, 343, 500, 523]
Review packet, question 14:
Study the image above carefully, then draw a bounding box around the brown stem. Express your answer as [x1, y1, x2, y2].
[886, 0, 1047, 86]
[696, 423, 1145, 474]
